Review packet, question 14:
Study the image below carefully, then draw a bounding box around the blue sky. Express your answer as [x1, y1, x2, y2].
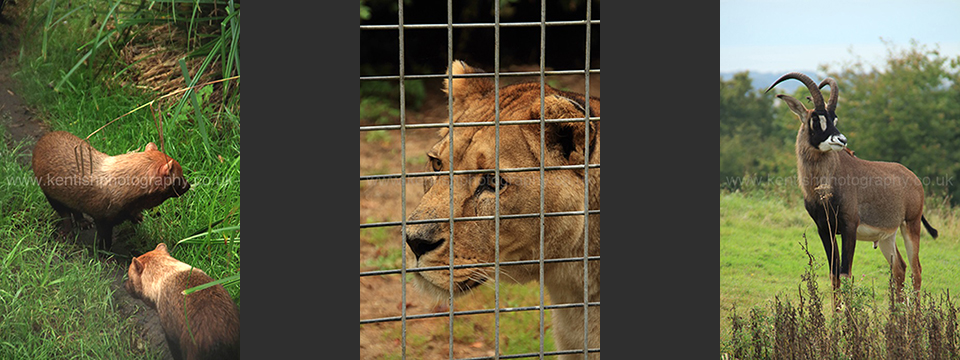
[719, 0, 960, 73]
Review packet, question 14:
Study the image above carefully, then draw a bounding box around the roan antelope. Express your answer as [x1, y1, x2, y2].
[766, 72, 938, 300]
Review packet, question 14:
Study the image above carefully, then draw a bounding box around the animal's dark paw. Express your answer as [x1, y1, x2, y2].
[73, 218, 94, 230]
[129, 212, 144, 224]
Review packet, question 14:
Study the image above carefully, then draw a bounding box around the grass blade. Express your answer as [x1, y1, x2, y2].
[182, 273, 239, 295]
[41, 0, 56, 60]
[176, 225, 240, 245]
[54, 0, 123, 91]
[178, 57, 213, 158]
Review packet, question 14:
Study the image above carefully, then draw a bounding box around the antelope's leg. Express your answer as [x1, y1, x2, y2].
[874, 230, 906, 290]
[814, 218, 842, 289]
[900, 220, 922, 291]
[839, 219, 858, 278]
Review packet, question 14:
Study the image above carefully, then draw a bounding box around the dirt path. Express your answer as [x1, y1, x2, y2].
[0, 14, 174, 360]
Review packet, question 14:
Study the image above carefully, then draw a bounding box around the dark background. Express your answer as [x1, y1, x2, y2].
[244, 1, 712, 357]
[360, 0, 601, 76]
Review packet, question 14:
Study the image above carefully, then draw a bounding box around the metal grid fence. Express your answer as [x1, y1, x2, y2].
[360, 1, 599, 359]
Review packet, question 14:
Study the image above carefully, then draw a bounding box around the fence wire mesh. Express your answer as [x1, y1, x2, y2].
[360, 1, 599, 359]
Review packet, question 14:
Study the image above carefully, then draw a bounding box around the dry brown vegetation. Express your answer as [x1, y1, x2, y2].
[723, 237, 960, 360]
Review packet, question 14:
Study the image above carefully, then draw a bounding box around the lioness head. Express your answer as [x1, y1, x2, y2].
[405, 60, 600, 298]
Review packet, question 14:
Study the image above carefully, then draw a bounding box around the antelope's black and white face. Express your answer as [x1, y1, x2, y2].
[766, 72, 848, 153]
[806, 110, 847, 152]
[777, 94, 848, 153]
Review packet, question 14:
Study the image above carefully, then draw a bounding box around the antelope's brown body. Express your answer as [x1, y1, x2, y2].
[767, 73, 937, 299]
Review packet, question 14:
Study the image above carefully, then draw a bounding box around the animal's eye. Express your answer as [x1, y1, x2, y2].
[479, 173, 507, 192]
[429, 156, 442, 171]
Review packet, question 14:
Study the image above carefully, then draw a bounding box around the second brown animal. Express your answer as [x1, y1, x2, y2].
[126, 243, 240, 360]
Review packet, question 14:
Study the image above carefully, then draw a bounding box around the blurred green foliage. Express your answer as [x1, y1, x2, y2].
[719, 72, 794, 190]
[721, 42, 960, 204]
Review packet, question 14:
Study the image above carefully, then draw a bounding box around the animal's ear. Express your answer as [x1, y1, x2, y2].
[442, 60, 494, 99]
[158, 159, 175, 177]
[145, 142, 158, 151]
[776, 94, 809, 121]
[131, 257, 145, 274]
[541, 95, 597, 166]
[155, 242, 168, 253]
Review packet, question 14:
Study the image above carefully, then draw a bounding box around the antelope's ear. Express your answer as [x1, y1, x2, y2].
[777, 94, 809, 120]
[442, 60, 494, 99]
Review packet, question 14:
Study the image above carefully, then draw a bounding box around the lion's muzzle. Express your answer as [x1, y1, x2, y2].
[405, 222, 444, 260]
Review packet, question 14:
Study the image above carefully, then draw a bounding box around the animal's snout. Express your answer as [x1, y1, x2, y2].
[820, 134, 848, 152]
[406, 235, 444, 260]
[174, 178, 191, 196]
[835, 134, 847, 146]
[406, 208, 445, 259]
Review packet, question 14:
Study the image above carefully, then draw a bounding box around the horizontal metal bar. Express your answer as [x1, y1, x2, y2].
[359, 117, 600, 132]
[360, 19, 600, 31]
[360, 256, 600, 277]
[360, 68, 600, 82]
[359, 301, 600, 325]
[459, 348, 600, 360]
[360, 164, 601, 181]
[359, 209, 600, 229]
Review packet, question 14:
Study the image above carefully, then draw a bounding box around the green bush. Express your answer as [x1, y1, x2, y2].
[721, 42, 960, 204]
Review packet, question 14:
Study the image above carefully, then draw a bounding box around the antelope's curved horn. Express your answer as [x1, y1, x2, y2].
[818, 78, 839, 113]
[765, 72, 826, 112]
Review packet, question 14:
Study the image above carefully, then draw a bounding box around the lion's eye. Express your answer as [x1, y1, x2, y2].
[479, 173, 507, 192]
[430, 157, 442, 171]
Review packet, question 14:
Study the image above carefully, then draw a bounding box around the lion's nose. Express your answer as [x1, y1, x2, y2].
[406, 236, 444, 260]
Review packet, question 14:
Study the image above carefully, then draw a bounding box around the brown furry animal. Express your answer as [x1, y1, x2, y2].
[406, 60, 600, 359]
[32, 131, 190, 250]
[767, 73, 937, 298]
[125, 243, 240, 360]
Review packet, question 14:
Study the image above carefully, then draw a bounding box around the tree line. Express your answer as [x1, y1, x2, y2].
[720, 42, 960, 204]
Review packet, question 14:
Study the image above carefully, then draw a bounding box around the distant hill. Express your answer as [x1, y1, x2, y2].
[721, 70, 821, 93]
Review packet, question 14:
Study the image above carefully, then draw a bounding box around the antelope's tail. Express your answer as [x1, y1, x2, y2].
[922, 215, 939, 239]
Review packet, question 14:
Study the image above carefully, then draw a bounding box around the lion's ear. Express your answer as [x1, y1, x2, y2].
[442, 60, 494, 99]
[541, 95, 598, 166]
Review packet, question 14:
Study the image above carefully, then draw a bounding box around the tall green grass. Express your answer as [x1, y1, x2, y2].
[0, 0, 240, 355]
[14, 0, 241, 285]
[720, 190, 960, 358]
[0, 131, 167, 358]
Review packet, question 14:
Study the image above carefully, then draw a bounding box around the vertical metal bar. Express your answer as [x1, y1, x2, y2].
[493, 2, 502, 359]
[446, 1, 456, 358]
[396, 1, 407, 359]
[581, 1, 593, 358]
[537, 0, 547, 359]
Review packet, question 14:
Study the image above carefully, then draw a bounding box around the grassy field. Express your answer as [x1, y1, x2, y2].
[0, 132, 169, 358]
[720, 190, 960, 349]
[0, 0, 239, 357]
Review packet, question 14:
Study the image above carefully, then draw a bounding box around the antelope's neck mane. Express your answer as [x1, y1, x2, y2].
[796, 128, 842, 201]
